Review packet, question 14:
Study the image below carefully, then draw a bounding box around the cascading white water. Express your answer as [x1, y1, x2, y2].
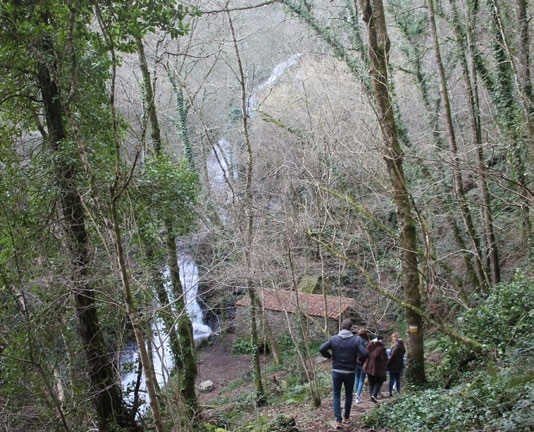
[178, 252, 213, 341]
[246, 53, 302, 116]
[121, 254, 211, 416]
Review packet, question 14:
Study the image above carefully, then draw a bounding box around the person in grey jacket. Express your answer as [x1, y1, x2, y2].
[319, 319, 368, 429]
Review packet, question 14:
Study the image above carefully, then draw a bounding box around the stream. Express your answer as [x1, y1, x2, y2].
[120, 253, 212, 416]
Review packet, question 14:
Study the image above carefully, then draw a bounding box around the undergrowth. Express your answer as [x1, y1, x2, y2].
[363, 271, 533, 431]
[201, 272, 533, 431]
[362, 370, 533, 431]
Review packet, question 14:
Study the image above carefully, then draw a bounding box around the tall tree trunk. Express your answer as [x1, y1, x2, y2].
[517, 0, 534, 260]
[427, 0, 489, 291]
[136, 33, 182, 368]
[358, 0, 426, 386]
[165, 224, 199, 423]
[137, 35, 162, 156]
[517, 0, 534, 161]
[36, 33, 132, 432]
[136, 35, 199, 423]
[391, 4, 481, 294]
[449, 0, 500, 285]
[172, 77, 197, 172]
[109, 197, 165, 432]
[484, 0, 532, 254]
[67, 26, 167, 429]
[227, 8, 266, 405]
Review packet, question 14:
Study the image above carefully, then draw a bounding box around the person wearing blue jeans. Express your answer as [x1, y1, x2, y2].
[354, 365, 365, 401]
[320, 319, 368, 429]
[387, 332, 406, 396]
[332, 370, 356, 425]
[354, 329, 370, 402]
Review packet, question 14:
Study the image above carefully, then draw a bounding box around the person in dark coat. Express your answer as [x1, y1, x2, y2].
[387, 332, 406, 396]
[363, 336, 388, 403]
[319, 319, 368, 429]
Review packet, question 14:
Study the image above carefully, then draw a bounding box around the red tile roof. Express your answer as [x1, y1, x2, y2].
[235, 289, 355, 320]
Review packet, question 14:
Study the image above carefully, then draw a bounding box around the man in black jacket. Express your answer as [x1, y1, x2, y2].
[319, 318, 368, 429]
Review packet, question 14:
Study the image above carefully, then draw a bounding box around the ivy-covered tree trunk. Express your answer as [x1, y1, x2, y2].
[389, 2, 482, 295]
[35, 25, 132, 432]
[516, 0, 533, 161]
[516, 0, 534, 260]
[358, 0, 426, 386]
[136, 35, 199, 423]
[165, 224, 199, 423]
[448, 0, 500, 285]
[483, 0, 532, 255]
[427, 0, 489, 291]
[136, 33, 182, 366]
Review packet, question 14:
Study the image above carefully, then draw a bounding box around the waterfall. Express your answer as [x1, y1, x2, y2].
[121, 253, 211, 415]
[177, 252, 213, 341]
[247, 53, 302, 116]
[121, 53, 302, 416]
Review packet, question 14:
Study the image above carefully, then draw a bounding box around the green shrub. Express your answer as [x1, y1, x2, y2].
[241, 414, 299, 432]
[362, 373, 533, 431]
[232, 337, 256, 355]
[269, 415, 299, 432]
[464, 272, 533, 353]
[363, 272, 534, 431]
[433, 272, 533, 387]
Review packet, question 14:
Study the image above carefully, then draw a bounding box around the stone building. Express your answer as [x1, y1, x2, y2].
[234, 288, 359, 342]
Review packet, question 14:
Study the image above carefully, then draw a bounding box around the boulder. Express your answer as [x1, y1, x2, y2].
[198, 380, 214, 392]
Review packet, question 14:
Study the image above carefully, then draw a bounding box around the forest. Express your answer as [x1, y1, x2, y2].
[0, 0, 532, 431]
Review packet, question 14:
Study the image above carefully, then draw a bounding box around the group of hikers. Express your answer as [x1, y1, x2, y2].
[319, 318, 406, 429]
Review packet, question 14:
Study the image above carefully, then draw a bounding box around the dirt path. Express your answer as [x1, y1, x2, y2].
[196, 334, 252, 399]
[196, 335, 384, 431]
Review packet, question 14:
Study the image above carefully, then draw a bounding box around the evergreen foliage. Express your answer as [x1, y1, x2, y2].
[362, 272, 534, 431]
